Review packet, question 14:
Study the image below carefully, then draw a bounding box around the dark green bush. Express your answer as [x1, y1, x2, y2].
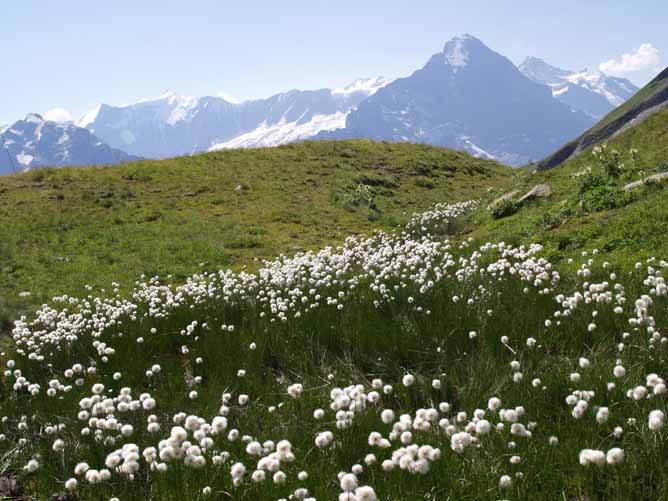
[540, 211, 563, 230]
[415, 176, 435, 189]
[491, 198, 521, 219]
[581, 184, 628, 212]
[575, 170, 610, 197]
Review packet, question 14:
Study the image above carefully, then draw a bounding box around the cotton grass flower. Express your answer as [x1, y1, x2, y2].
[649, 410, 666, 431]
[606, 448, 625, 465]
[579, 449, 605, 466]
[499, 475, 512, 489]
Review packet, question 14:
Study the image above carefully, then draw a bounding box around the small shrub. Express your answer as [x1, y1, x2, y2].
[119, 187, 136, 199]
[355, 173, 398, 189]
[341, 184, 377, 211]
[540, 211, 563, 230]
[122, 171, 153, 182]
[412, 164, 434, 177]
[591, 144, 643, 180]
[338, 148, 356, 159]
[542, 205, 576, 229]
[142, 209, 162, 222]
[591, 144, 623, 178]
[415, 176, 435, 189]
[491, 199, 521, 219]
[367, 209, 381, 222]
[225, 236, 262, 249]
[28, 169, 47, 182]
[574, 169, 609, 197]
[581, 184, 628, 213]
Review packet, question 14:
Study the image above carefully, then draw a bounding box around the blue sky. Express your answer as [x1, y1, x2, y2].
[2, 0, 666, 125]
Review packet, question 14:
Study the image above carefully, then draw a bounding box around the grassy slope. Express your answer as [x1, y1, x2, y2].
[0, 140, 515, 327]
[465, 109, 668, 264]
[1, 106, 668, 501]
[538, 66, 668, 169]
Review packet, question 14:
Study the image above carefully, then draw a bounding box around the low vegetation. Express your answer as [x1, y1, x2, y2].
[3, 200, 668, 500]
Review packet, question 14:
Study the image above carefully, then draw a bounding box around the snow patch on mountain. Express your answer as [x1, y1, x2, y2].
[519, 57, 639, 118]
[217, 90, 242, 104]
[163, 94, 201, 125]
[443, 35, 472, 68]
[44, 108, 74, 123]
[15, 153, 34, 166]
[210, 111, 348, 150]
[562, 68, 628, 106]
[120, 129, 136, 145]
[76, 105, 103, 128]
[332, 77, 393, 96]
[553, 86, 570, 97]
[459, 136, 496, 160]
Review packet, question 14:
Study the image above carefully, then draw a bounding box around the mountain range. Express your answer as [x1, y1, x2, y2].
[0, 114, 137, 175]
[0, 35, 646, 173]
[76, 77, 392, 159]
[317, 35, 598, 165]
[519, 57, 638, 119]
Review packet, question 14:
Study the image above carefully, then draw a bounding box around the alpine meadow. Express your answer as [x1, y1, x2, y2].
[2, 3, 668, 500]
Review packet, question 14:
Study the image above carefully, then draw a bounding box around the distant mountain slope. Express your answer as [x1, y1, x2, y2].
[538, 66, 668, 169]
[519, 57, 638, 119]
[0, 114, 138, 175]
[317, 35, 595, 166]
[77, 78, 391, 159]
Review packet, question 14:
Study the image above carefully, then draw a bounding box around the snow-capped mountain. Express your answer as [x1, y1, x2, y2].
[519, 57, 638, 119]
[317, 35, 595, 166]
[0, 114, 138, 175]
[78, 78, 393, 159]
[210, 112, 348, 151]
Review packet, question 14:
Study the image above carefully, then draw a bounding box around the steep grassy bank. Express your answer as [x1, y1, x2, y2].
[465, 109, 668, 266]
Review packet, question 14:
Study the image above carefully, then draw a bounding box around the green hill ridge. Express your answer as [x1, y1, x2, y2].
[0, 140, 514, 328]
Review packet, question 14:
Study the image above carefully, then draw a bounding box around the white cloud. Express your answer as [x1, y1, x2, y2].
[43, 107, 74, 123]
[599, 43, 660, 76]
[217, 90, 242, 104]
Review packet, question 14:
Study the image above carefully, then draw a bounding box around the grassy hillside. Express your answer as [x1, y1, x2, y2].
[466, 109, 668, 264]
[2, 192, 668, 500]
[539, 66, 668, 169]
[0, 140, 514, 329]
